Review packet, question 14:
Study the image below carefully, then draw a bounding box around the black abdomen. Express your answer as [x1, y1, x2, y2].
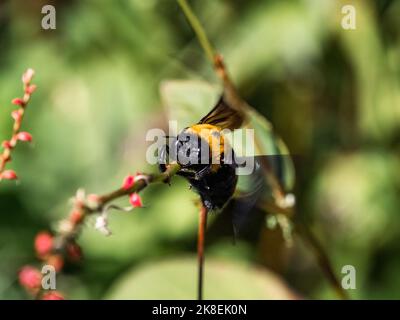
[187, 163, 237, 211]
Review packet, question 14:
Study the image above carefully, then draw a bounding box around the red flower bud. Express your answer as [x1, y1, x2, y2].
[18, 266, 42, 290]
[0, 170, 17, 180]
[86, 194, 100, 208]
[41, 291, 64, 300]
[2, 140, 12, 149]
[11, 110, 22, 122]
[25, 84, 37, 95]
[122, 175, 135, 190]
[67, 242, 82, 262]
[47, 254, 64, 272]
[34, 232, 53, 257]
[129, 193, 143, 208]
[22, 68, 35, 84]
[69, 210, 83, 225]
[16, 132, 32, 142]
[11, 98, 24, 106]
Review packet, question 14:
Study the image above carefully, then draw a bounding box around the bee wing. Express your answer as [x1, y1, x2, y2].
[198, 96, 245, 130]
[206, 157, 265, 243]
[206, 193, 265, 245]
[207, 154, 293, 244]
[230, 157, 265, 238]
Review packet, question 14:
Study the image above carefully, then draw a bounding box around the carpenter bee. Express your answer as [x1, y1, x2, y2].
[158, 95, 248, 211]
[158, 89, 290, 300]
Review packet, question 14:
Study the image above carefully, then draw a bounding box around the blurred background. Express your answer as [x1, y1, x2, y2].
[0, 0, 400, 299]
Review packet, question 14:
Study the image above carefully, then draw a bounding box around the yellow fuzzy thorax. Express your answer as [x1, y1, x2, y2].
[186, 124, 226, 172]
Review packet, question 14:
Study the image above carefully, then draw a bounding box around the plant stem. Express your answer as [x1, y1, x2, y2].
[97, 162, 181, 207]
[29, 163, 181, 300]
[66, 162, 181, 236]
[197, 205, 208, 300]
[295, 222, 349, 300]
[177, 0, 216, 63]
[261, 200, 348, 299]
[0, 69, 36, 181]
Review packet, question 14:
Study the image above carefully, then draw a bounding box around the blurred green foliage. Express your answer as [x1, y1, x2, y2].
[0, 0, 399, 299]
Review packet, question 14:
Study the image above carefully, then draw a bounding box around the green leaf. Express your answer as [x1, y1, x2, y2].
[104, 257, 299, 299]
[244, 108, 295, 191]
[160, 80, 221, 133]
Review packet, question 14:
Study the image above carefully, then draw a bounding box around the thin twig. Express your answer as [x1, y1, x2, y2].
[57, 162, 181, 248]
[177, 0, 216, 63]
[197, 205, 208, 300]
[97, 163, 181, 206]
[295, 222, 349, 300]
[260, 200, 349, 299]
[21, 163, 181, 299]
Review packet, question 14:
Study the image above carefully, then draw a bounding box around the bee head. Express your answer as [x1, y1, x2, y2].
[175, 129, 204, 167]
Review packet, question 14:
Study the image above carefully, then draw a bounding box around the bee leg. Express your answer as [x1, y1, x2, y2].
[180, 168, 210, 186]
[194, 166, 211, 181]
[178, 168, 197, 178]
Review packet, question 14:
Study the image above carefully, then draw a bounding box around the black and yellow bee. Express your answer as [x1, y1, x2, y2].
[158, 95, 247, 211]
[158, 89, 291, 300]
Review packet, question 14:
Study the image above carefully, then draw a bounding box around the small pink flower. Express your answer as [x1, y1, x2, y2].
[41, 291, 64, 300]
[11, 98, 24, 106]
[18, 266, 42, 290]
[22, 68, 35, 84]
[86, 194, 100, 209]
[16, 132, 32, 142]
[25, 84, 37, 95]
[129, 193, 143, 208]
[2, 140, 12, 149]
[122, 175, 135, 190]
[87, 193, 100, 202]
[34, 232, 53, 257]
[11, 110, 22, 122]
[0, 170, 17, 180]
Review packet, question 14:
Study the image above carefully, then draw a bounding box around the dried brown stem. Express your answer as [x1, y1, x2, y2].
[197, 205, 208, 300]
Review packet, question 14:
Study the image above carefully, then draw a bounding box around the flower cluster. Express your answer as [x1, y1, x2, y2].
[94, 173, 145, 236]
[18, 171, 153, 299]
[18, 229, 82, 300]
[18, 264, 66, 300]
[0, 69, 36, 182]
[122, 173, 146, 208]
[18, 265, 64, 300]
